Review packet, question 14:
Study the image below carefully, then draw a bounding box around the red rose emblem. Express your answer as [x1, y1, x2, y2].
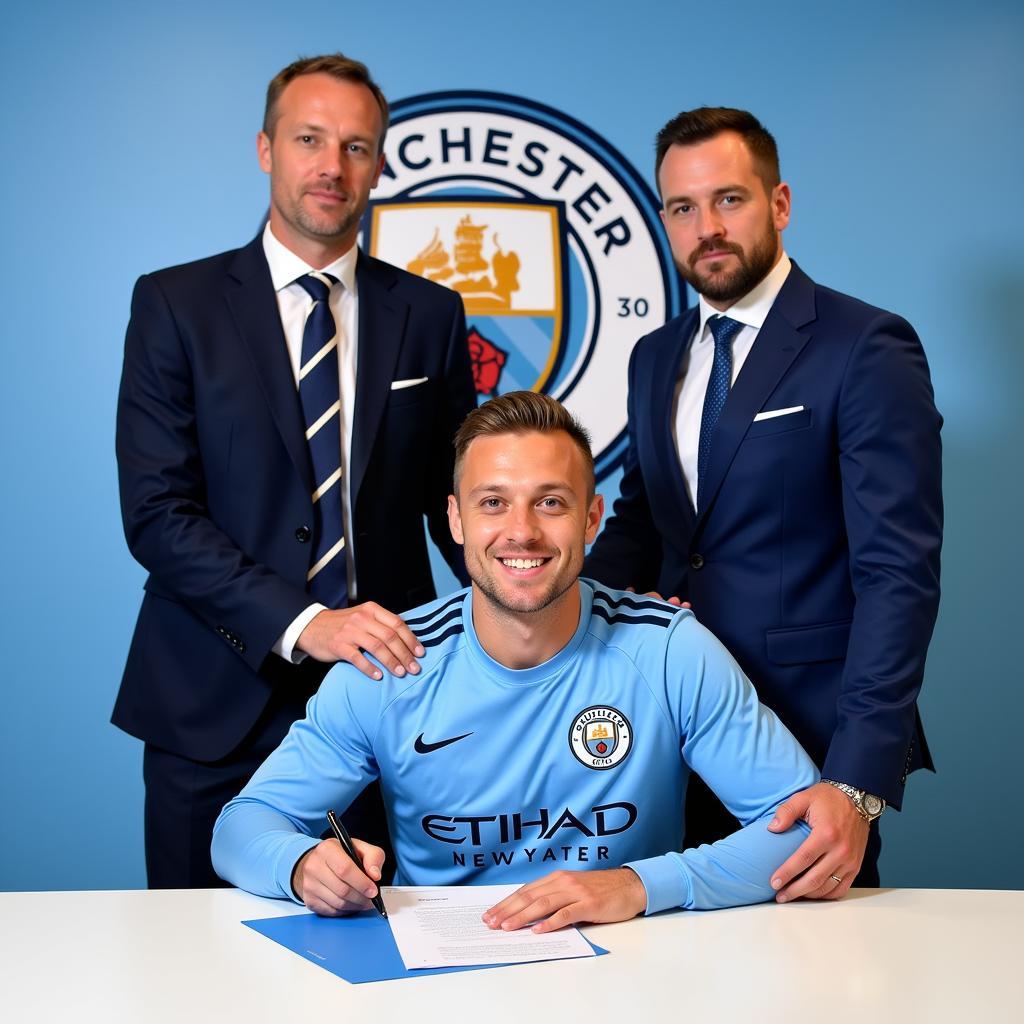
[467, 327, 508, 396]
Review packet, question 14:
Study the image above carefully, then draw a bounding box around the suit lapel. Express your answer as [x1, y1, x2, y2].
[225, 237, 314, 494]
[651, 308, 699, 530]
[350, 253, 408, 505]
[696, 263, 816, 527]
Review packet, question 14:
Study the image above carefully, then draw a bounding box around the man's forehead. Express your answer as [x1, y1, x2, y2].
[276, 75, 380, 122]
[461, 430, 585, 482]
[660, 132, 758, 185]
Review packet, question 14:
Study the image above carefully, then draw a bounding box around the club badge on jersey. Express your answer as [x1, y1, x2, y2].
[569, 706, 633, 770]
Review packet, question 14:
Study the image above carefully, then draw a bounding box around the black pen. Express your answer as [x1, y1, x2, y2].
[326, 809, 388, 918]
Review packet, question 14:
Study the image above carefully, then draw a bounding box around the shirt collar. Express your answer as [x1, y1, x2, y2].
[261, 222, 359, 295]
[696, 251, 792, 340]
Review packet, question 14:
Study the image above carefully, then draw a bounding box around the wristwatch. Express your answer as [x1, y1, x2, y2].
[821, 780, 886, 822]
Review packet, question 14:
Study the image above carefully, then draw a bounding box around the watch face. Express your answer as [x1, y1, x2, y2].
[863, 794, 883, 816]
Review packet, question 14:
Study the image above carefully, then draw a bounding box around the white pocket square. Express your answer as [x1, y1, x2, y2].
[753, 405, 805, 422]
[391, 376, 429, 391]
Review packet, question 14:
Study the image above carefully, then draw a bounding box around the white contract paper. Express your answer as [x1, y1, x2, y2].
[381, 885, 597, 970]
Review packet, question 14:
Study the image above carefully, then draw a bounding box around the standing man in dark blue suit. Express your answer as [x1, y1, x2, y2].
[114, 54, 476, 888]
[585, 108, 942, 900]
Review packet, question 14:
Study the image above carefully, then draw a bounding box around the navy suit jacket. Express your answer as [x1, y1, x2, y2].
[585, 263, 942, 808]
[114, 235, 476, 762]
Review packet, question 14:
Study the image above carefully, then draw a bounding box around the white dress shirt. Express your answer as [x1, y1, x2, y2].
[672, 253, 792, 507]
[261, 224, 361, 661]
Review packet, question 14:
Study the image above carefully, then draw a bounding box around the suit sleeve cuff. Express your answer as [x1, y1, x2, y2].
[273, 604, 327, 664]
[624, 855, 693, 915]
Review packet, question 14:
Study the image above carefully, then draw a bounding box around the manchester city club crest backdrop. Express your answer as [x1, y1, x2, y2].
[366, 90, 685, 481]
[1, 0, 1021, 893]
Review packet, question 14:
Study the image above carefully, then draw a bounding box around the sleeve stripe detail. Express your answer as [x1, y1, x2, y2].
[411, 605, 463, 641]
[405, 593, 465, 627]
[591, 606, 674, 629]
[592, 591, 683, 615]
[420, 623, 466, 649]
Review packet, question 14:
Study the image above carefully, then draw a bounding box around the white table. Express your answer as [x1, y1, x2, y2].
[1, 888, 1020, 1022]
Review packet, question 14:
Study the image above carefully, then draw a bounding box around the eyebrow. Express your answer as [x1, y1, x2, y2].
[467, 482, 574, 497]
[292, 122, 374, 140]
[663, 184, 751, 205]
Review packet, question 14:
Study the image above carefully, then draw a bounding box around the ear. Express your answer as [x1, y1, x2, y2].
[257, 131, 272, 174]
[447, 494, 464, 545]
[584, 494, 604, 545]
[772, 181, 791, 232]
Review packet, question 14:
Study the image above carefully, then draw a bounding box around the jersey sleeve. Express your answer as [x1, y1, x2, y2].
[626, 613, 819, 912]
[210, 664, 385, 902]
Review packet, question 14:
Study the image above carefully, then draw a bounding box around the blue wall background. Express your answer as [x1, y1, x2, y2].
[2, 0, 1021, 891]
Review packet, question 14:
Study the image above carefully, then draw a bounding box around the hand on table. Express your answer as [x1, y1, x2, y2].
[297, 604, 425, 679]
[767, 781, 869, 902]
[482, 868, 647, 933]
[291, 838, 386, 917]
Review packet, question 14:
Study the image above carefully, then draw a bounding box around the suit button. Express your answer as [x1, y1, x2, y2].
[295, 526, 311, 543]
[690, 553, 705, 570]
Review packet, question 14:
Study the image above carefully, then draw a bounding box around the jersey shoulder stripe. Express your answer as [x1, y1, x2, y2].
[399, 590, 467, 657]
[412, 604, 463, 642]
[591, 605, 675, 629]
[591, 590, 685, 616]
[405, 592, 465, 628]
[420, 622, 465, 650]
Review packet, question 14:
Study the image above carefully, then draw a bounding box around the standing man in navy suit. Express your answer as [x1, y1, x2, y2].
[585, 108, 942, 900]
[114, 54, 476, 888]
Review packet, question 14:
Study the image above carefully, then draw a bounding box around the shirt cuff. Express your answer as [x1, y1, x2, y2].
[624, 855, 693, 915]
[273, 603, 328, 664]
[275, 834, 323, 905]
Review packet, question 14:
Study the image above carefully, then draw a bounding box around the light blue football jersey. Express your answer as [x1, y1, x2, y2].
[213, 582, 818, 913]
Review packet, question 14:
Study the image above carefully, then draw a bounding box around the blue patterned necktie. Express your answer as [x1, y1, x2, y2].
[696, 315, 744, 513]
[296, 272, 348, 607]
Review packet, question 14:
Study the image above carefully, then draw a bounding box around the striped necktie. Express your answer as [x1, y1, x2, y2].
[696, 314, 744, 513]
[296, 272, 348, 607]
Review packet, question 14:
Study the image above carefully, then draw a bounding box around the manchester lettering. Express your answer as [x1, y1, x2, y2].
[382, 123, 632, 255]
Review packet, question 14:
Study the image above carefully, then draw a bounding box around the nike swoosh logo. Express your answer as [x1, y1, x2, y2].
[414, 731, 473, 754]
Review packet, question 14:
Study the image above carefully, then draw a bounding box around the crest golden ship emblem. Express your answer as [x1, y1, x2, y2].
[408, 215, 522, 313]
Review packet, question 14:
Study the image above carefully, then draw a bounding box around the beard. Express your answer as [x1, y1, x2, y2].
[271, 181, 364, 245]
[677, 214, 780, 304]
[293, 193, 362, 241]
[465, 550, 579, 618]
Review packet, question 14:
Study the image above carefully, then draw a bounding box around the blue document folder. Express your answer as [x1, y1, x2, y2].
[243, 909, 608, 984]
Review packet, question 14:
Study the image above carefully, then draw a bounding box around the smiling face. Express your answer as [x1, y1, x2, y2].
[658, 131, 790, 310]
[257, 72, 385, 266]
[448, 430, 603, 621]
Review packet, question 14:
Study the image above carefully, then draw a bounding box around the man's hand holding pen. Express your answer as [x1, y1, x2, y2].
[291, 830, 387, 917]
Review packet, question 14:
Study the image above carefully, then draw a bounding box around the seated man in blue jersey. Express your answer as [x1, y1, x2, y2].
[213, 392, 819, 930]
